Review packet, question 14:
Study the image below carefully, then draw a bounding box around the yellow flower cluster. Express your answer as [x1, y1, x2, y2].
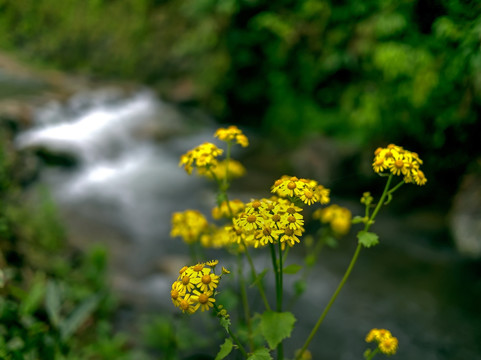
[212, 199, 245, 220]
[366, 328, 399, 356]
[228, 197, 307, 248]
[372, 144, 427, 185]
[179, 142, 223, 175]
[313, 204, 352, 236]
[170, 210, 209, 244]
[171, 262, 227, 314]
[271, 176, 330, 205]
[202, 159, 246, 180]
[214, 125, 249, 147]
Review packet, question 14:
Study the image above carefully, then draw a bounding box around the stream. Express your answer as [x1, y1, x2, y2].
[14, 87, 481, 360]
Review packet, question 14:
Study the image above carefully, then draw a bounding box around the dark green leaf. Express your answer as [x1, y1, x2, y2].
[247, 347, 273, 360]
[215, 338, 233, 360]
[260, 311, 296, 350]
[60, 293, 102, 340]
[283, 264, 302, 274]
[45, 280, 62, 327]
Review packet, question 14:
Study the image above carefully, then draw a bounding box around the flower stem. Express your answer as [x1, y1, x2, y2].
[296, 175, 394, 360]
[243, 242, 271, 311]
[237, 255, 254, 351]
[295, 242, 363, 360]
[277, 241, 284, 360]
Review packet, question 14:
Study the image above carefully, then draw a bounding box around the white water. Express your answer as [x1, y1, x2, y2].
[16, 88, 217, 272]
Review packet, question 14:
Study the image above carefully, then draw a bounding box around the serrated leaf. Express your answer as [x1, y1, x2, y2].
[215, 338, 233, 360]
[357, 231, 379, 248]
[247, 347, 273, 360]
[45, 280, 62, 327]
[60, 293, 101, 340]
[283, 264, 302, 274]
[219, 317, 231, 333]
[260, 311, 296, 350]
[352, 216, 366, 224]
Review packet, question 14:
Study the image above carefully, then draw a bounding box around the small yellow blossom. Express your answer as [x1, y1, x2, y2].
[201, 159, 246, 180]
[271, 175, 330, 205]
[170, 210, 209, 244]
[192, 290, 216, 312]
[372, 144, 426, 185]
[212, 200, 245, 219]
[214, 125, 249, 147]
[365, 328, 398, 356]
[179, 142, 223, 175]
[314, 204, 352, 236]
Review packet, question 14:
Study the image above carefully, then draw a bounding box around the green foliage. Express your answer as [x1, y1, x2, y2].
[357, 231, 379, 248]
[247, 347, 273, 360]
[215, 338, 233, 360]
[260, 311, 296, 350]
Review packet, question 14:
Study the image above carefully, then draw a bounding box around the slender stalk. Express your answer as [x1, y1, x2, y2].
[243, 241, 271, 311]
[238, 255, 254, 350]
[365, 347, 380, 360]
[214, 304, 248, 358]
[296, 175, 394, 360]
[269, 243, 279, 302]
[277, 241, 284, 360]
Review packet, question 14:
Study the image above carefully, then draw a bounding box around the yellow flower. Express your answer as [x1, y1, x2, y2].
[178, 294, 199, 314]
[271, 176, 330, 205]
[170, 210, 209, 244]
[212, 199, 245, 220]
[315, 204, 352, 236]
[379, 336, 398, 356]
[214, 125, 249, 147]
[171, 281, 185, 307]
[198, 272, 220, 292]
[372, 144, 426, 185]
[179, 142, 223, 175]
[201, 159, 246, 180]
[191, 290, 216, 312]
[235, 212, 264, 232]
[222, 266, 230, 274]
[206, 260, 219, 267]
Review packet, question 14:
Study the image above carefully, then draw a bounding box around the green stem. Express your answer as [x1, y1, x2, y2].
[214, 304, 248, 358]
[366, 347, 380, 360]
[237, 255, 254, 351]
[296, 175, 394, 360]
[295, 242, 363, 360]
[243, 241, 271, 311]
[269, 243, 279, 302]
[277, 241, 284, 360]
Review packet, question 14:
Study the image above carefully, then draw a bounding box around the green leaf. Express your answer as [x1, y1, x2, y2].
[357, 231, 379, 248]
[20, 273, 46, 315]
[215, 338, 233, 360]
[247, 347, 273, 360]
[260, 311, 296, 350]
[219, 317, 231, 333]
[352, 216, 365, 224]
[283, 264, 302, 274]
[60, 293, 102, 340]
[46, 280, 62, 327]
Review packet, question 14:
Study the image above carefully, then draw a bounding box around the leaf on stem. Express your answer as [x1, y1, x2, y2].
[215, 338, 233, 360]
[357, 231, 379, 248]
[247, 347, 273, 360]
[260, 311, 296, 350]
[283, 264, 302, 274]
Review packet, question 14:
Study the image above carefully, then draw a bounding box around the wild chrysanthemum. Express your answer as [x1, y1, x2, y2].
[179, 142, 223, 175]
[313, 204, 352, 236]
[271, 175, 330, 205]
[201, 159, 246, 180]
[170, 210, 209, 244]
[365, 328, 398, 356]
[214, 125, 249, 147]
[372, 144, 426, 185]
[171, 262, 226, 314]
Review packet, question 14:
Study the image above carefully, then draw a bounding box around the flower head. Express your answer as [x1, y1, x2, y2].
[170, 210, 208, 244]
[365, 328, 398, 356]
[171, 262, 224, 314]
[179, 142, 223, 175]
[214, 125, 249, 147]
[271, 176, 330, 205]
[372, 144, 426, 185]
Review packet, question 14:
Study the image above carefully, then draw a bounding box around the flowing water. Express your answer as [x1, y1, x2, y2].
[15, 88, 481, 360]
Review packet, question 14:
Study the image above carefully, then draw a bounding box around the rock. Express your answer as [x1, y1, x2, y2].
[449, 159, 481, 257]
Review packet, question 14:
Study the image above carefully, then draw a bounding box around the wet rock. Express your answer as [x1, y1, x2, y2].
[449, 160, 481, 257]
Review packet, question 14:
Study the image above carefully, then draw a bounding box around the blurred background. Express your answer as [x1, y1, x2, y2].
[1, 0, 480, 359]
